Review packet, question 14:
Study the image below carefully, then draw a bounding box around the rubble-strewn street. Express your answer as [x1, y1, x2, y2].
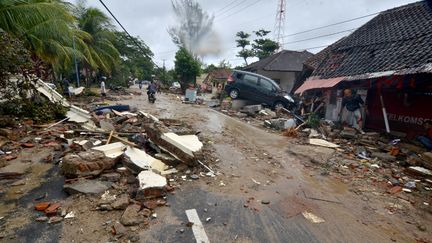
[0, 85, 430, 243]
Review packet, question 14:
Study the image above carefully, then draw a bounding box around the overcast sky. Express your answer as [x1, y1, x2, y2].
[73, 0, 419, 69]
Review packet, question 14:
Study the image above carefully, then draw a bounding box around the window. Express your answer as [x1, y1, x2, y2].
[260, 78, 274, 91]
[243, 74, 259, 86]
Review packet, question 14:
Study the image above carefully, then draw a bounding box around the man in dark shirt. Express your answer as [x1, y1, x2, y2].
[339, 89, 365, 132]
[418, 120, 432, 150]
[63, 78, 71, 98]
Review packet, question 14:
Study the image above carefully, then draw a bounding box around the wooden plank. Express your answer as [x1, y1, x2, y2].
[185, 209, 210, 243]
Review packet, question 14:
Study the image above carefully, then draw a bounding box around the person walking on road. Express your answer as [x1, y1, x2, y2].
[100, 77, 107, 102]
[339, 89, 365, 133]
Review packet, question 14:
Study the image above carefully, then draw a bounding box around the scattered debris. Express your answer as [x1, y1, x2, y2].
[136, 171, 167, 200]
[302, 211, 325, 224]
[64, 180, 111, 195]
[309, 139, 339, 148]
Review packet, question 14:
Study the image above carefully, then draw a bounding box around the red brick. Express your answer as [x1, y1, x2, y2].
[35, 202, 50, 211]
[44, 203, 61, 216]
[21, 143, 34, 148]
[387, 186, 402, 194]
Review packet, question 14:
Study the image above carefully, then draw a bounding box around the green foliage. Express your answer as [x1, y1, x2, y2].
[306, 113, 321, 128]
[174, 48, 201, 90]
[113, 31, 154, 82]
[0, 31, 33, 100]
[0, 98, 67, 124]
[76, 4, 120, 75]
[252, 29, 279, 60]
[235, 29, 279, 63]
[236, 31, 254, 65]
[203, 64, 217, 73]
[155, 67, 173, 86]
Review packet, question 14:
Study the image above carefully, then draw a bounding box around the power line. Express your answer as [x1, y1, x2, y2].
[283, 28, 355, 45]
[216, 0, 249, 18]
[216, 0, 242, 14]
[217, 0, 264, 21]
[97, 0, 157, 66]
[283, 12, 380, 38]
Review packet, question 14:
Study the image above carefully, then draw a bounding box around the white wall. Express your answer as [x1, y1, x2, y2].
[256, 70, 297, 93]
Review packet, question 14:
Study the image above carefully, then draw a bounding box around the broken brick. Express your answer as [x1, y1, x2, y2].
[44, 203, 61, 216]
[21, 143, 35, 148]
[387, 186, 403, 194]
[35, 202, 50, 211]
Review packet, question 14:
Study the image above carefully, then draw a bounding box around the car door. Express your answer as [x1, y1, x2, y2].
[257, 78, 276, 105]
[240, 74, 260, 100]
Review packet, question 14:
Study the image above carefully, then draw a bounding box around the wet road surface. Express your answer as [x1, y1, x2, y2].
[120, 88, 414, 243]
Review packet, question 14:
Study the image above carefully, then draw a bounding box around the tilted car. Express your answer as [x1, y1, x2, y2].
[224, 70, 295, 110]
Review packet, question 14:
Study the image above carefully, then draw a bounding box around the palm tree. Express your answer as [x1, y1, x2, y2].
[76, 4, 119, 83]
[0, 0, 90, 79]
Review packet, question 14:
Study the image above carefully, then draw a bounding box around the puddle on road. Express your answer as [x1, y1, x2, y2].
[0, 162, 53, 222]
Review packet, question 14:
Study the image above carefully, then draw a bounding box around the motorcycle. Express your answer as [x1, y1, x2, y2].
[148, 91, 156, 103]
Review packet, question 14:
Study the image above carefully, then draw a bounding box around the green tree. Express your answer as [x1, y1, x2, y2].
[252, 29, 279, 60]
[112, 31, 154, 86]
[235, 31, 254, 65]
[174, 48, 201, 91]
[0, 30, 33, 100]
[0, 0, 89, 79]
[203, 63, 217, 73]
[76, 4, 120, 83]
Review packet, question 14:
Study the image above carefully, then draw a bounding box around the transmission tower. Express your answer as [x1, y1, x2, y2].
[274, 0, 286, 51]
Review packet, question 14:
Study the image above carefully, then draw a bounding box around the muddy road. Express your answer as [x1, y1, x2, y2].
[113, 87, 430, 243]
[0, 86, 430, 243]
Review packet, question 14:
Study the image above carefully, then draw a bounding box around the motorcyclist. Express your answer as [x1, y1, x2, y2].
[147, 81, 157, 102]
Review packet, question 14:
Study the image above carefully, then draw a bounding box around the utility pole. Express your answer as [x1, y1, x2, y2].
[274, 0, 286, 51]
[72, 35, 80, 86]
[162, 59, 166, 70]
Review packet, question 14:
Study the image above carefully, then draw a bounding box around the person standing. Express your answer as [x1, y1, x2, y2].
[339, 89, 365, 133]
[63, 78, 71, 98]
[418, 120, 432, 150]
[100, 77, 107, 101]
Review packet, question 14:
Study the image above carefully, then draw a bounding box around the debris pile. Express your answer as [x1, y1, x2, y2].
[0, 81, 217, 240]
[298, 124, 432, 210]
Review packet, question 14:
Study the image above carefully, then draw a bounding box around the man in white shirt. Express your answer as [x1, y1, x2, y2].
[101, 77, 107, 101]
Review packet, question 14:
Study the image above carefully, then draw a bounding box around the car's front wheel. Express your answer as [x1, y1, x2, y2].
[229, 89, 239, 99]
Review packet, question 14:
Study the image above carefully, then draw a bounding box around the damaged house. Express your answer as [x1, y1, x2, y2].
[296, 1, 432, 138]
[244, 50, 313, 93]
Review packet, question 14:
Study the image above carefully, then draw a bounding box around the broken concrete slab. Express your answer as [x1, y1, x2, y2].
[113, 221, 128, 236]
[92, 142, 127, 158]
[240, 104, 262, 115]
[100, 119, 115, 132]
[136, 171, 167, 200]
[61, 150, 117, 178]
[406, 166, 432, 177]
[123, 146, 167, 173]
[154, 153, 177, 164]
[139, 111, 160, 123]
[112, 194, 130, 210]
[120, 204, 145, 226]
[161, 133, 203, 158]
[264, 118, 296, 130]
[309, 139, 340, 148]
[144, 124, 203, 165]
[64, 180, 111, 195]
